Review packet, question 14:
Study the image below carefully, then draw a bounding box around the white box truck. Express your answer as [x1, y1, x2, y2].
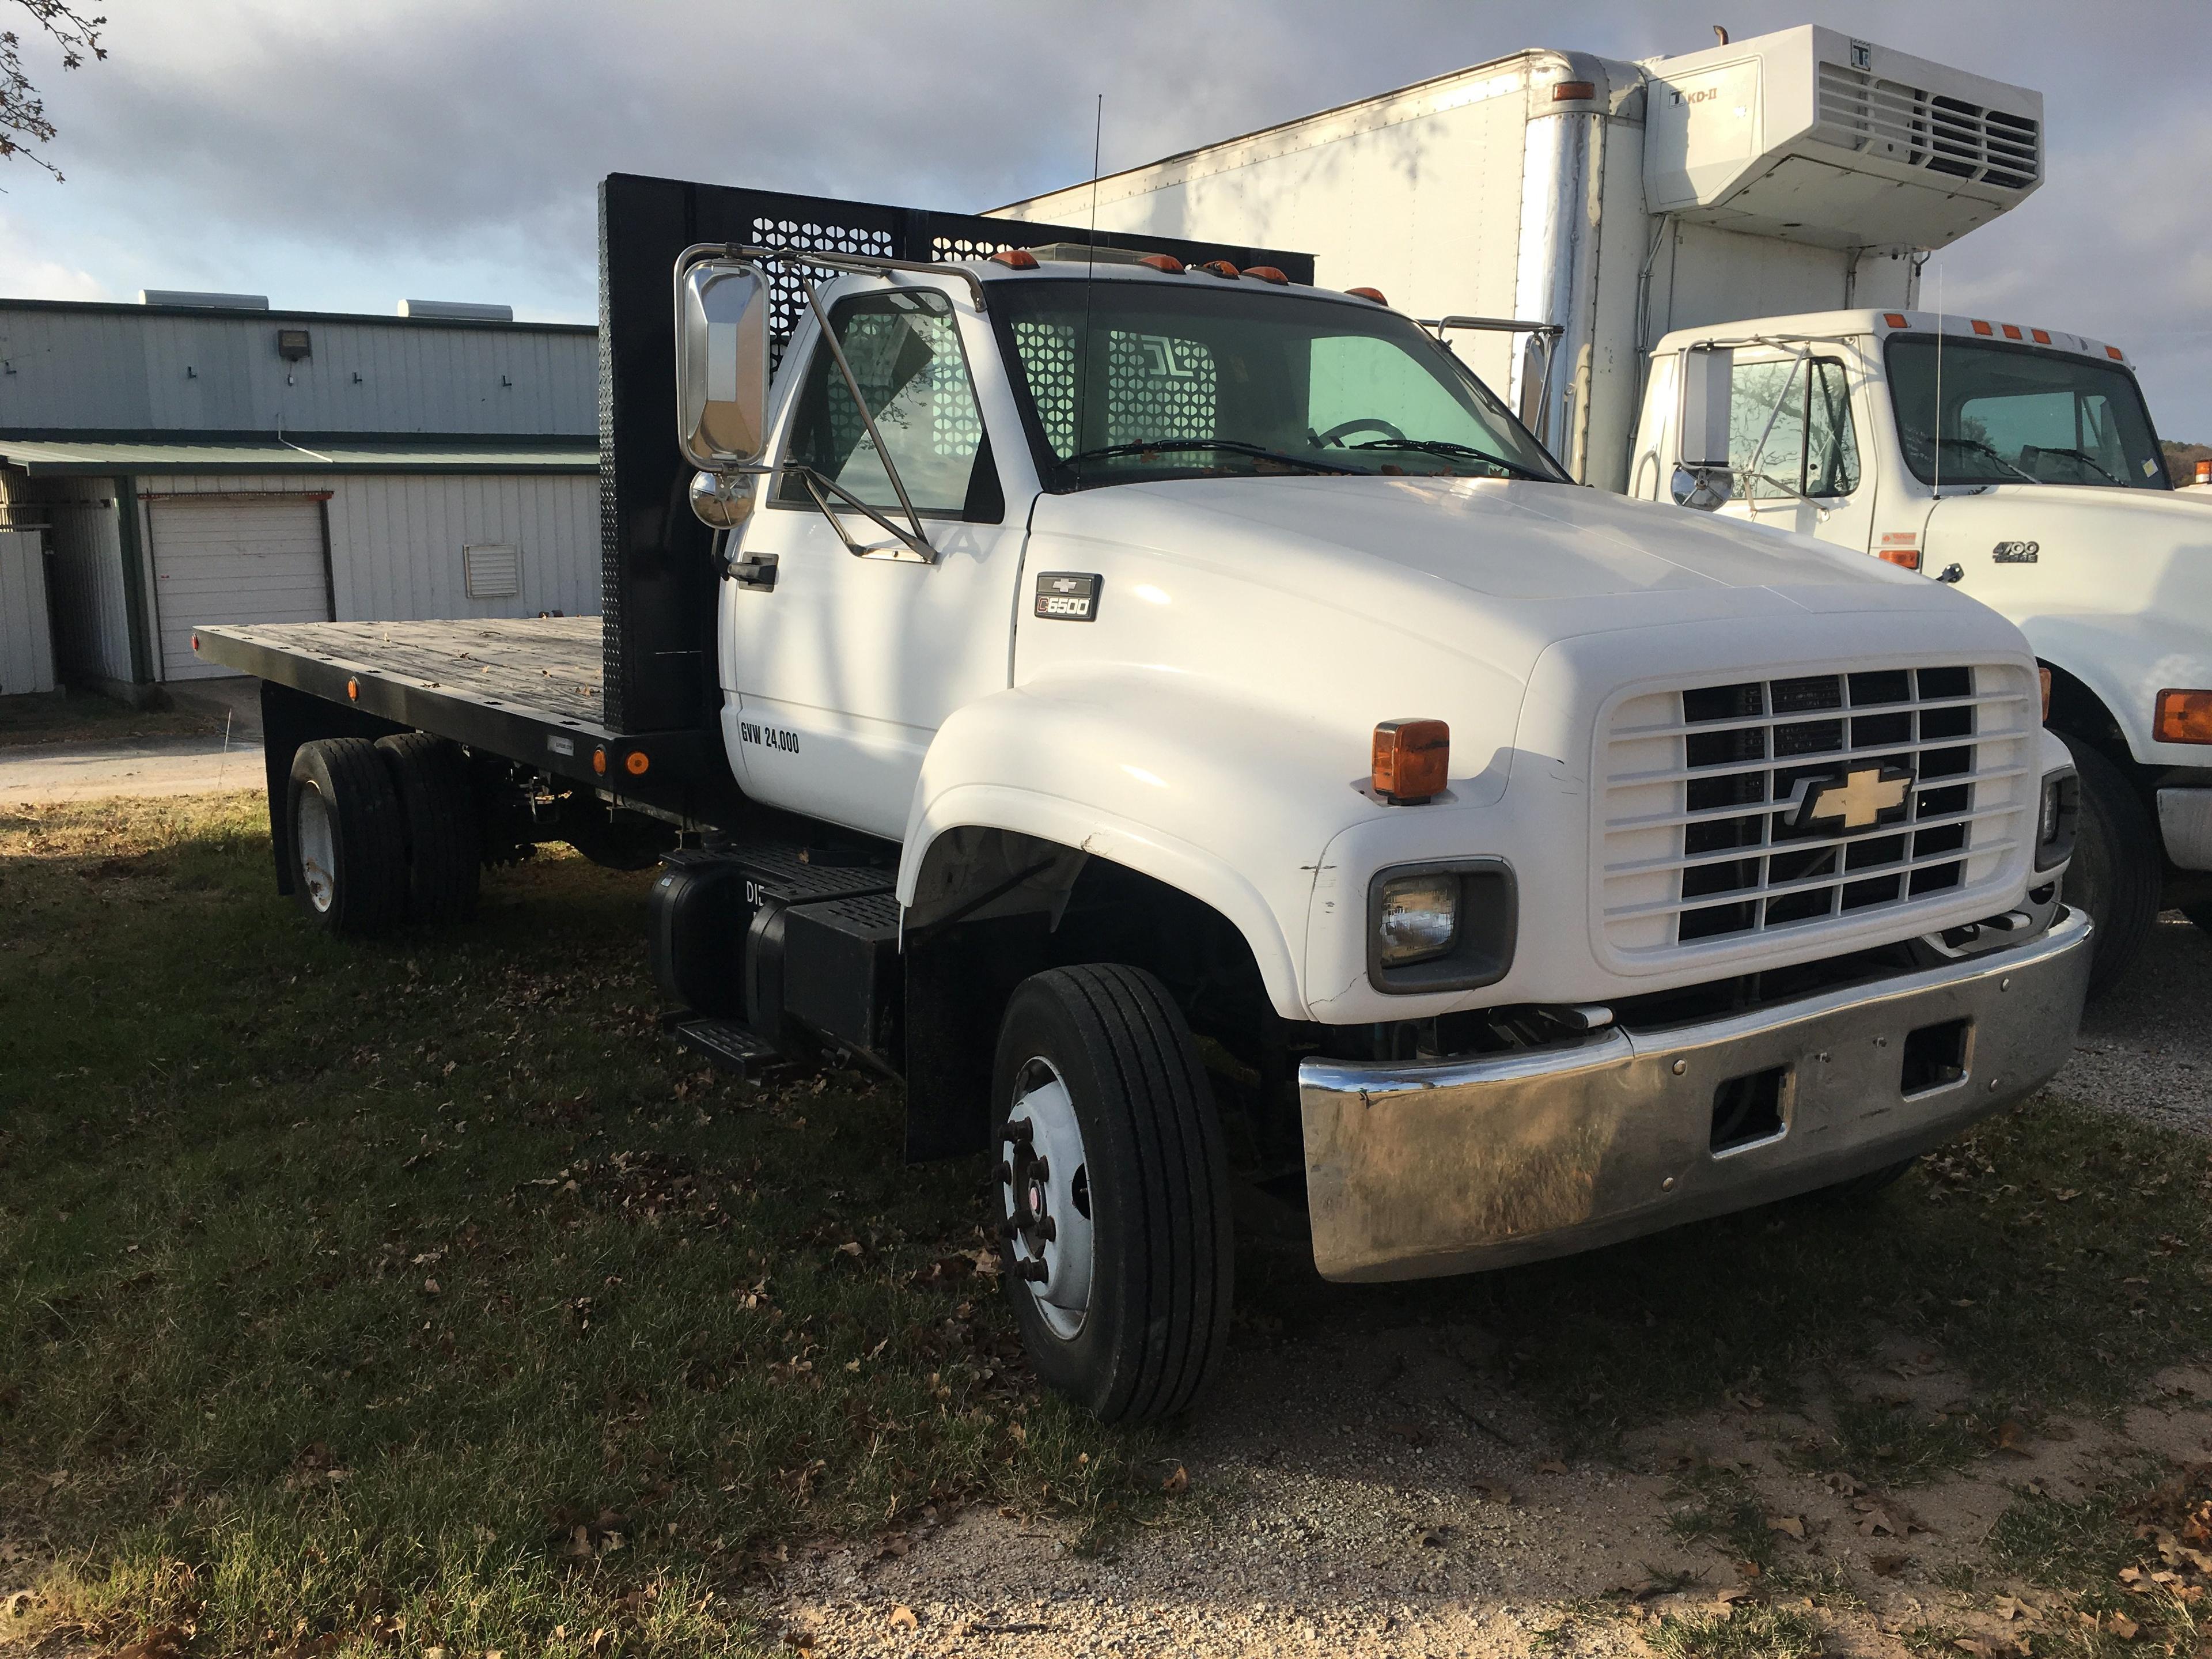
[997, 24, 2212, 994]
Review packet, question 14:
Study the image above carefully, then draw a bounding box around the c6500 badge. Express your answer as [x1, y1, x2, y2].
[1034, 571, 1101, 622]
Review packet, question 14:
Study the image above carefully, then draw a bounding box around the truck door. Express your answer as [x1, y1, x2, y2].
[1713, 345, 1881, 555]
[722, 286, 1023, 842]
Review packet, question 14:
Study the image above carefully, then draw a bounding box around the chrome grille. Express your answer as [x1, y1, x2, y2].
[1815, 63, 2041, 192]
[1599, 664, 2039, 959]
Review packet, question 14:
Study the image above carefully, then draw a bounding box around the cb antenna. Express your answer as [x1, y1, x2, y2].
[1076, 93, 1103, 459]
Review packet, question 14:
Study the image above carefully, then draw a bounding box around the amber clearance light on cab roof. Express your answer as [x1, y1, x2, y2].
[1373, 718, 1449, 804]
[2154, 690, 2212, 745]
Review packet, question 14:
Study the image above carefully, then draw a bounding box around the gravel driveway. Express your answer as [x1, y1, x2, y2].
[2054, 910, 2212, 1134]
[774, 910, 2212, 1658]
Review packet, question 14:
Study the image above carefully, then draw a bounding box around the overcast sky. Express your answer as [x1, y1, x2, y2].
[8, 0, 2209, 432]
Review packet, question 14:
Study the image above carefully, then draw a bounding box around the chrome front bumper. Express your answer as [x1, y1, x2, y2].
[1297, 906, 2093, 1283]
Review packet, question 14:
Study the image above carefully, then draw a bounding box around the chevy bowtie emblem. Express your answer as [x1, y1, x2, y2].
[1792, 764, 1914, 831]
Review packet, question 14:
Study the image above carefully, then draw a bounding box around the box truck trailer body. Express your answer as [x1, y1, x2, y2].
[993, 25, 2044, 493]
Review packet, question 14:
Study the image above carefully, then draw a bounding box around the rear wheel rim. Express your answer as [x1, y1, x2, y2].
[1002, 1056, 1094, 1342]
[297, 783, 336, 914]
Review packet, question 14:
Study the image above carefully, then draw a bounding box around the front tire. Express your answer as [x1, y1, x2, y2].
[287, 738, 407, 937]
[991, 964, 1233, 1423]
[2058, 736, 2158, 997]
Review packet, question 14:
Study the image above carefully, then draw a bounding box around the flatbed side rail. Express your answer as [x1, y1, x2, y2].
[193, 620, 741, 857]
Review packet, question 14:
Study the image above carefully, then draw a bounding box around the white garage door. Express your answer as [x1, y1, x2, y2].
[149, 498, 330, 679]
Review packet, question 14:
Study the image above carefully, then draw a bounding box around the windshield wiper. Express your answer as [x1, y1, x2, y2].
[1927, 434, 2037, 484]
[1059, 437, 1361, 476]
[2025, 444, 2122, 485]
[1346, 438, 1556, 482]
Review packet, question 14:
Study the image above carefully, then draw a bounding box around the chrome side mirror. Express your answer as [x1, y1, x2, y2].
[675, 259, 771, 469]
[1670, 464, 1733, 511]
[1677, 343, 1734, 474]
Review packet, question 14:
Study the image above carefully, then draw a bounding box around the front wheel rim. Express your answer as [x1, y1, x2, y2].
[297, 783, 336, 914]
[1002, 1056, 1094, 1341]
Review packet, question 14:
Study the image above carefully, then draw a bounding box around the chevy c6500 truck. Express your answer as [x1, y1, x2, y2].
[999, 22, 2210, 994]
[195, 175, 2090, 1422]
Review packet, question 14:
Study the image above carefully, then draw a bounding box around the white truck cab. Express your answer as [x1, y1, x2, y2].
[1635, 310, 2212, 987]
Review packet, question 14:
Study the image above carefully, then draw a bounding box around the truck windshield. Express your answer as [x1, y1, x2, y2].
[1885, 334, 2169, 490]
[991, 278, 1567, 488]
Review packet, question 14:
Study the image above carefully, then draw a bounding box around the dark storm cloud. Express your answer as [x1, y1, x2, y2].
[25, 0, 2212, 429]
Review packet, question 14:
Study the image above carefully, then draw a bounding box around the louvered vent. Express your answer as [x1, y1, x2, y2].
[464, 543, 521, 599]
[1816, 62, 2040, 191]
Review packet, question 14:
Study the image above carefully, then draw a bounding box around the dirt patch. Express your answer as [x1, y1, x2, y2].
[770, 1360, 2212, 1657]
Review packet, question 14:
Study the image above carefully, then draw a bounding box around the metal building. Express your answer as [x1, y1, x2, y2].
[0, 294, 596, 697]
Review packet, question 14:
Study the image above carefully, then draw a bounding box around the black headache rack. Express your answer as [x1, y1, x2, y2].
[594, 170, 1316, 738]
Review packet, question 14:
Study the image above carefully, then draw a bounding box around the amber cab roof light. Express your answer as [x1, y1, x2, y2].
[1346, 286, 1389, 306]
[989, 248, 1040, 270]
[1372, 718, 1449, 805]
[1137, 253, 1184, 274]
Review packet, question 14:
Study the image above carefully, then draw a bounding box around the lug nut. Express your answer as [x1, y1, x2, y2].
[1016, 1258, 1050, 1282]
[1037, 1215, 1058, 1242]
[1005, 1118, 1035, 1146]
[995, 1160, 1013, 1184]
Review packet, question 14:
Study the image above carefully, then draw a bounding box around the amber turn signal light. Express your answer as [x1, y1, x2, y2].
[1876, 547, 1921, 570]
[2154, 689, 2212, 744]
[624, 750, 651, 777]
[1373, 718, 1449, 804]
[2039, 666, 2052, 722]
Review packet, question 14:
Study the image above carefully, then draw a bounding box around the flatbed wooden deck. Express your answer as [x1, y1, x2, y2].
[196, 616, 608, 730]
[193, 616, 738, 821]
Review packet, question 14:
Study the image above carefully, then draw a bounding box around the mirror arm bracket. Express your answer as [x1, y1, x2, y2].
[795, 465, 937, 563]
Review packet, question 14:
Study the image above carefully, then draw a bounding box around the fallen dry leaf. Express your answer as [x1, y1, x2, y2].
[1994, 1420, 2033, 1457]
[1766, 1513, 1806, 1540]
[1161, 1464, 1190, 1496]
[1714, 1587, 1752, 1606]
[1537, 1458, 1569, 1475]
[2108, 1613, 2140, 1640]
[1994, 1595, 2028, 1621]
[888, 1606, 918, 1631]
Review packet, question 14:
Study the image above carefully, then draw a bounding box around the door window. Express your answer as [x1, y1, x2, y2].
[777, 290, 1000, 520]
[1729, 357, 1859, 500]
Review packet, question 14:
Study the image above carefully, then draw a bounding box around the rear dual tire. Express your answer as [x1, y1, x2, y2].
[286, 734, 478, 937]
[991, 964, 1233, 1423]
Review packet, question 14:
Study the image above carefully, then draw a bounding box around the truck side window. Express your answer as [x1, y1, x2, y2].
[777, 291, 1002, 522]
[1728, 357, 1858, 500]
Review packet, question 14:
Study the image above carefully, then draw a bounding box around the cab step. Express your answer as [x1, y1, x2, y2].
[668, 1014, 783, 1078]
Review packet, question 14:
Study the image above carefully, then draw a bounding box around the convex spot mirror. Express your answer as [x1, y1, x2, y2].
[1671, 464, 1733, 511]
[676, 259, 770, 469]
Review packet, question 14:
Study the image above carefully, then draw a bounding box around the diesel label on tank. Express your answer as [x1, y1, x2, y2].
[1034, 571, 1101, 622]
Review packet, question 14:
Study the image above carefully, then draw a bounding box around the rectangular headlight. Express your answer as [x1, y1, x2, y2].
[1377, 873, 1459, 966]
[1365, 859, 1517, 993]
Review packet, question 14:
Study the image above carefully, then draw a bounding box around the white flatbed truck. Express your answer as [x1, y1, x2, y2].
[999, 22, 2211, 994]
[195, 171, 2090, 1421]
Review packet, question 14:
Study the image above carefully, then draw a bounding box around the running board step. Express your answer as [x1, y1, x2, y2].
[668, 1014, 782, 1078]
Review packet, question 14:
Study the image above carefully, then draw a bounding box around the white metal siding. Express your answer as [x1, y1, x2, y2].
[147, 497, 329, 679]
[0, 529, 55, 695]
[138, 471, 599, 627]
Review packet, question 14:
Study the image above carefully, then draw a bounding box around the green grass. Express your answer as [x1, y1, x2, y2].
[0, 796, 1150, 1657]
[1986, 1463, 2211, 1658]
[1646, 1602, 1826, 1659]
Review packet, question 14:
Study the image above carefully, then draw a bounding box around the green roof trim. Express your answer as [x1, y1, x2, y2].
[0, 438, 598, 476]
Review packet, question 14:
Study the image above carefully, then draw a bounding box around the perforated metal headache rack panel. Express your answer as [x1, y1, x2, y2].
[595, 172, 1312, 738]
